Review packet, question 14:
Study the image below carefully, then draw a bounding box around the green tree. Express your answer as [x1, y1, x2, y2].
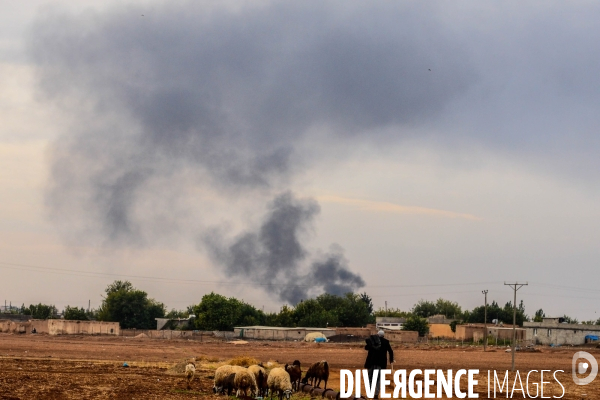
[449, 320, 459, 333]
[435, 299, 462, 319]
[359, 292, 374, 314]
[412, 300, 437, 318]
[265, 305, 296, 327]
[373, 308, 409, 318]
[533, 309, 545, 322]
[403, 315, 429, 336]
[25, 303, 57, 319]
[466, 300, 528, 326]
[97, 281, 165, 329]
[294, 298, 337, 327]
[562, 315, 579, 324]
[192, 292, 265, 331]
[64, 306, 88, 321]
[315, 293, 372, 327]
[165, 308, 192, 319]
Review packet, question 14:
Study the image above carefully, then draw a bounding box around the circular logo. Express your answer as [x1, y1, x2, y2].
[572, 351, 598, 385]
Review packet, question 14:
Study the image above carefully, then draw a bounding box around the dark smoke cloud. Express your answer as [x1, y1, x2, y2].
[203, 192, 364, 303]
[30, 1, 472, 244]
[28, 1, 473, 297]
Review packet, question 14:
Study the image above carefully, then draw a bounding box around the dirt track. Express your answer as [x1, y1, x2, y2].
[0, 333, 598, 399]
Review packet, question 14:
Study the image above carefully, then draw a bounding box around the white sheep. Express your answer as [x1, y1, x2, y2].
[213, 365, 245, 394]
[267, 367, 293, 400]
[248, 364, 268, 396]
[185, 362, 196, 389]
[234, 368, 258, 397]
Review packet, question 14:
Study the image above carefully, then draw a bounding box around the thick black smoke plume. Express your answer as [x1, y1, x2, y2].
[204, 192, 364, 303]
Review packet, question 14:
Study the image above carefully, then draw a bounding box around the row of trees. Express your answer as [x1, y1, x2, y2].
[21, 303, 58, 320]
[382, 298, 529, 325]
[9, 280, 600, 330]
[190, 292, 374, 331]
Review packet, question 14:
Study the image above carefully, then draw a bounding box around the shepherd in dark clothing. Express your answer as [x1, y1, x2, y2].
[364, 330, 394, 399]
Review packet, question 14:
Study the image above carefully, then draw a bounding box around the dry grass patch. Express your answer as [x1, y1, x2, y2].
[227, 355, 260, 367]
[196, 355, 221, 363]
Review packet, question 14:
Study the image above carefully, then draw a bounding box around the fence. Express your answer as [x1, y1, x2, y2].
[120, 329, 234, 341]
[419, 336, 530, 348]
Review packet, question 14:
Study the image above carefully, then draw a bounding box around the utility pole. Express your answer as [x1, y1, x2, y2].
[504, 282, 528, 371]
[385, 301, 388, 317]
[88, 300, 91, 313]
[482, 290, 488, 351]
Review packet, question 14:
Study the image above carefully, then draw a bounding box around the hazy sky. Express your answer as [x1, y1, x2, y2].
[1, 1, 599, 320]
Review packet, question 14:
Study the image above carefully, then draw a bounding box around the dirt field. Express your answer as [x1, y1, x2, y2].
[0, 333, 598, 399]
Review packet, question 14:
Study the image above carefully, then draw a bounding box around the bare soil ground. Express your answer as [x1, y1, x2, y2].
[0, 333, 598, 399]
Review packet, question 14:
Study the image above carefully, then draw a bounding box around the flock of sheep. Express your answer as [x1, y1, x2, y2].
[194, 359, 330, 399]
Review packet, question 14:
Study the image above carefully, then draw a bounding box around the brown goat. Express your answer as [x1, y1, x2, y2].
[301, 360, 329, 389]
[284, 360, 302, 391]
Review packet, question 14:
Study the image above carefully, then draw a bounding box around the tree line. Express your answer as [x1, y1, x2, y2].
[7, 280, 600, 331]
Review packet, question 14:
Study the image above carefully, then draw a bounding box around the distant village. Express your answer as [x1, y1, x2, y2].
[2, 280, 599, 347]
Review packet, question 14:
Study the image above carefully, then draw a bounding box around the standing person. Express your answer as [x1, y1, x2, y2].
[364, 330, 394, 399]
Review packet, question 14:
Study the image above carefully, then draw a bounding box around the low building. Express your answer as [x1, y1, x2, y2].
[233, 326, 336, 340]
[0, 319, 119, 336]
[455, 324, 485, 340]
[455, 323, 522, 341]
[429, 323, 456, 339]
[427, 315, 458, 339]
[427, 315, 456, 324]
[375, 317, 405, 330]
[524, 318, 600, 345]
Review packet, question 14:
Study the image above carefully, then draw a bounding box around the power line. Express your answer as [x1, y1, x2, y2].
[531, 282, 599, 294]
[370, 290, 482, 298]
[520, 292, 600, 301]
[0, 261, 500, 289]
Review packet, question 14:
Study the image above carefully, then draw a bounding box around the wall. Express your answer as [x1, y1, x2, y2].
[335, 327, 371, 337]
[429, 324, 456, 339]
[472, 329, 525, 343]
[0, 320, 30, 333]
[30, 320, 49, 334]
[48, 320, 120, 335]
[384, 330, 418, 343]
[489, 327, 525, 340]
[0, 319, 49, 334]
[121, 329, 216, 340]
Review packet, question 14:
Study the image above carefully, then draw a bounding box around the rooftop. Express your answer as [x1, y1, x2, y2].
[523, 321, 600, 331]
[234, 326, 336, 331]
